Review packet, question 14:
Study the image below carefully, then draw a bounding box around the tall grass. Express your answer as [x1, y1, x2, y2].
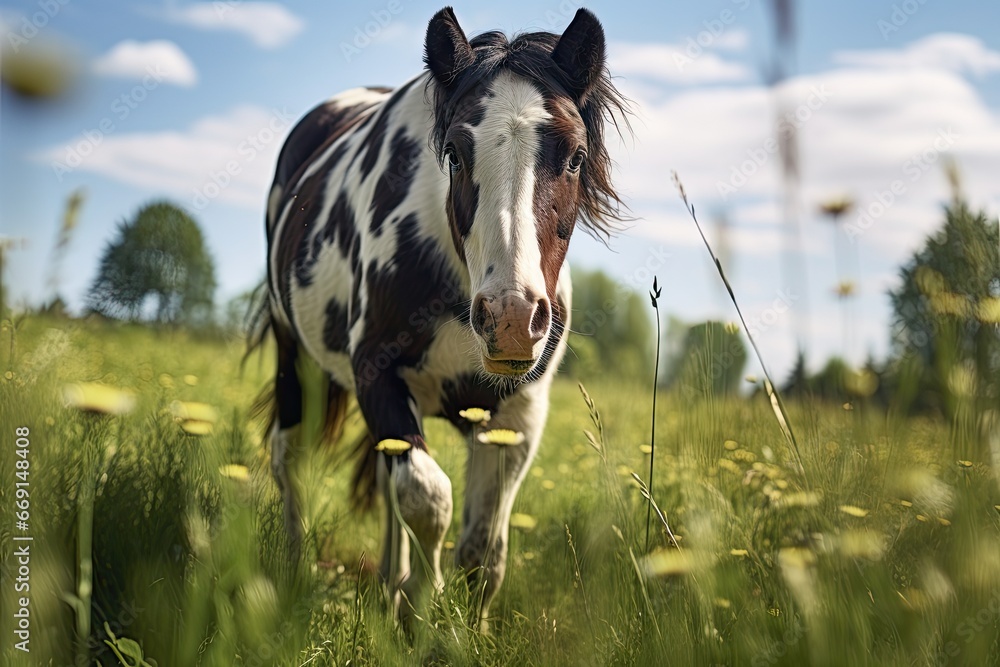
[2, 315, 999, 666]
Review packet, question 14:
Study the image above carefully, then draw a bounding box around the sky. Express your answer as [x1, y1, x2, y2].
[1, 0, 999, 380]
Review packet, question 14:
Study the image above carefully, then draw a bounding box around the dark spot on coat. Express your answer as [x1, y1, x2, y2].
[370, 129, 422, 237]
[323, 298, 349, 352]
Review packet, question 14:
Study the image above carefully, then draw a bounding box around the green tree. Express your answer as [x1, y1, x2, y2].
[563, 267, 653, 379]
[664, 320, 747, 397]
[88, 202, 216, 325]
[888, 196, 1000, 413]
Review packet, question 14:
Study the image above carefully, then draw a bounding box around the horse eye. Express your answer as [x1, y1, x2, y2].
[445, 145, 462, 172]
[567, 149, 586, 173]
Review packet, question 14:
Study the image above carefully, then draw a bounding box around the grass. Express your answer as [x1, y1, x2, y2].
[2, 315, 1000, 666]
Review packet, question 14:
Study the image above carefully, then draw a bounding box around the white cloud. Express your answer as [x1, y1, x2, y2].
[602, 32, 1000, 373]
[92, 40, 197, 87]
[610, 41, 753, 85]
[35, 105, 295, 210]
[833, 33, 1000, 77]
[164, 2, 304, 49]
[714, 28, 750, 51]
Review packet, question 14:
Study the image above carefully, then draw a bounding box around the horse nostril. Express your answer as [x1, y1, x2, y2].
[529, 298, 551, 340]
[472, 296, 493, 336]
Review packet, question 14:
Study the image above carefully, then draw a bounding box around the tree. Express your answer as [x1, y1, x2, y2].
[664, 321, 747, 397]
[88, 202, 216, 325]
[888, 196, 1000, 413]
[563, 268, 653, 379]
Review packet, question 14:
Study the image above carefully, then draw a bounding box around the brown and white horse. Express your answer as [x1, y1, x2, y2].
[256, 6, 627, 626]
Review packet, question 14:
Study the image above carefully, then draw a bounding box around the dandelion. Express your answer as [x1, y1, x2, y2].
[62, 382, 135, 416]
[459, 407, 491, 424]
[183, 374, 198, 386]
[930, 291, 970, 317]
[835, 280, 856, 298]
[180, 421, 213, 436]
[900, 500, 913, 507]
[375, 438, 411, 455]
[778, 491, 822, 508]
[717, 458, 742, 475]
[477, 429, 525, 446]
[730, 548, 749, 557]
[443, 540, 455, 550]
[819, 197, 854, 218]
[957, 460, 973, 468]
[838, 530, 885, 560]
[541, 480, 556, 490]
[639, 443, 652, 454]
[169, 401, 218, 423]
[976, 297, 1000, 324]
[509, 513, 538, 531]
[219, 464, 249, 481]
[845, 369, 878, 397]
[723, 439, 738, 451]
[158, 373, 174, 389]
[642, 548, 696, 577]
[839, 505, 869, 518]
[170, 401, 218, 435]
[714, 598, 732, 609]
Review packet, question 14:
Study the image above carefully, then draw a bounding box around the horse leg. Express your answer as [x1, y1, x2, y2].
[271, 324, 304, 548]
[356, 372, 453, 625]
[458, 381, 550, 632]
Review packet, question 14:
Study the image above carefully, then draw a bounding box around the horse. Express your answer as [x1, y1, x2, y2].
[254, 6, 628, 627]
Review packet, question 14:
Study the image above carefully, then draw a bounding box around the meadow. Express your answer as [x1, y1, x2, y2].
[2, 314, 1000, 666]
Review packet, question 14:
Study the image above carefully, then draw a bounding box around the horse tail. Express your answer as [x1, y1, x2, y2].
[350, 431, 379, 511]
[243, 280, 376, 512]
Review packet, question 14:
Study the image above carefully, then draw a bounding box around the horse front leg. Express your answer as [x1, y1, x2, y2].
[458, 382, 550, 632]
[356, 370, 452, 626]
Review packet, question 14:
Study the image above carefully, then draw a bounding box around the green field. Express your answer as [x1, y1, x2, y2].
[2, 315, 1000, 666]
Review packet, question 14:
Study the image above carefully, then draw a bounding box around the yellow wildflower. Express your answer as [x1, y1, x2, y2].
[219, 464, 249, 481]
[839, 505, 869, 518]
[62, 382, 135, 416]
[459, 407, 491, 424]
[509, 513, 538, 531]
[477, 429, 525, 446]
[375, 438, 412, 455]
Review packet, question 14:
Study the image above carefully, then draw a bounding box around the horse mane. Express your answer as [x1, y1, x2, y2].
[426, 29, 633, 240]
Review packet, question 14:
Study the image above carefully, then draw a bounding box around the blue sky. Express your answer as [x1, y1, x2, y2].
[2, 0, 999, 378]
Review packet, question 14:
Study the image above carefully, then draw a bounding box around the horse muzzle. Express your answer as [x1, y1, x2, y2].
[471, 291, 551, 377]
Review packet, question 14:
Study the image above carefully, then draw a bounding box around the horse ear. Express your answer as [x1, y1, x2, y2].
[551, 8, 607, 104]
[424, 7, 474, 89]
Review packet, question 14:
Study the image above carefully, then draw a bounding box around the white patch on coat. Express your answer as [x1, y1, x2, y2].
[399, 320, 479, 416]
[466, 71, 551, 304]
